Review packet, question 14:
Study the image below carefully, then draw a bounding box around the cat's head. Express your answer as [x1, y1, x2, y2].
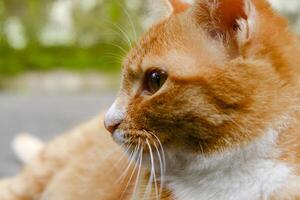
[104, 0, 296, 162]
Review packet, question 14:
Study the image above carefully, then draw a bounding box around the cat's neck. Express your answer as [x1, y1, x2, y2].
[164, 126, 292, 200]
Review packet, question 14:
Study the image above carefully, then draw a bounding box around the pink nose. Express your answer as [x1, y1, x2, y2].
[104, 120, 120, 134]
[104, 101, 125, 134]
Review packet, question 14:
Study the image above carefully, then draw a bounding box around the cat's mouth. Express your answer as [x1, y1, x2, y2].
[111, 130, 166, 199]
[113, 129, 161, 149]
[112, 128, 166, 166]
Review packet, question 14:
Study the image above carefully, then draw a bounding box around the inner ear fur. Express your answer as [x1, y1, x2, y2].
[193, 0, 256, 46]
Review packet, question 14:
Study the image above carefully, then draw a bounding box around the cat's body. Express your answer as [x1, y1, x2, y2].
[1, 0, 300, 199]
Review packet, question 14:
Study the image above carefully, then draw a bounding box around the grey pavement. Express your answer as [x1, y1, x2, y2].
[0, 92, 116, 178]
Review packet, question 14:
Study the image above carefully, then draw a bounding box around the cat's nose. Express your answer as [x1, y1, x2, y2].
[104, 121, 120, 134]
[104, 102, 125, 134]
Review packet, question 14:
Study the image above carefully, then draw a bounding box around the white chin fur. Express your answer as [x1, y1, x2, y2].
[112, 130, 126, 145]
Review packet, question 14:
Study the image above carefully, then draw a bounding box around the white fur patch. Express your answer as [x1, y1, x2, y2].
[165, 128, 292, 200]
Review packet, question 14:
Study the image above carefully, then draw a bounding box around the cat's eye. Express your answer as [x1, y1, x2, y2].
[144, 69, 168, 94]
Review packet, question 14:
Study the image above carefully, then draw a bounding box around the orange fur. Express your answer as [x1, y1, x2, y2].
[1, 0, 300, 199]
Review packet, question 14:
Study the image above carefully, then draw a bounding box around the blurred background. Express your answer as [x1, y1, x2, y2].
[0, 0, 299, 177]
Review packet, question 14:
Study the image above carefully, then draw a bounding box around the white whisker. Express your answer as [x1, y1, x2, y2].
[120, 140, 142, 199]
[143, 140, 154, 200]
[122, 6, 138, 41]
[131, 142, 143, 200]
[152, 140, 165, 197]
[149, 132, 166, 174]
[146, 139, 159, 200]
[115, 144, 139, 184]
[110, 43, 128, 54]
[110, 23, 133, 49]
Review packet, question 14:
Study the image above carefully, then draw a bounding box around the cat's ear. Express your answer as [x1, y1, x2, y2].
[169, 0, 192, 13]
[193, 0, 256, 47]
[146, 0, 192, 28]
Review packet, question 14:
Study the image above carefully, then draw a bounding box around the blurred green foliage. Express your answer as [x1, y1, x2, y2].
[1, 0, 298, 79]
[0, 43, 124, 75]
[0, 0, 145, 77]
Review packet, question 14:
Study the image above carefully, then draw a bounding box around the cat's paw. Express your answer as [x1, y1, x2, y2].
[12, 133, 45, 164]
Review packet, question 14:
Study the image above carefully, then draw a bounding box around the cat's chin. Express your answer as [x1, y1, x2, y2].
[111, 129, 126, 145]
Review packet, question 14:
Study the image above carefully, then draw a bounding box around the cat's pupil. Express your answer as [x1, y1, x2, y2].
[145, 69, 168, 94]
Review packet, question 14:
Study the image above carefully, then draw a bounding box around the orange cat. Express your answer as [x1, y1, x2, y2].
[1, 0, 300, 199]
